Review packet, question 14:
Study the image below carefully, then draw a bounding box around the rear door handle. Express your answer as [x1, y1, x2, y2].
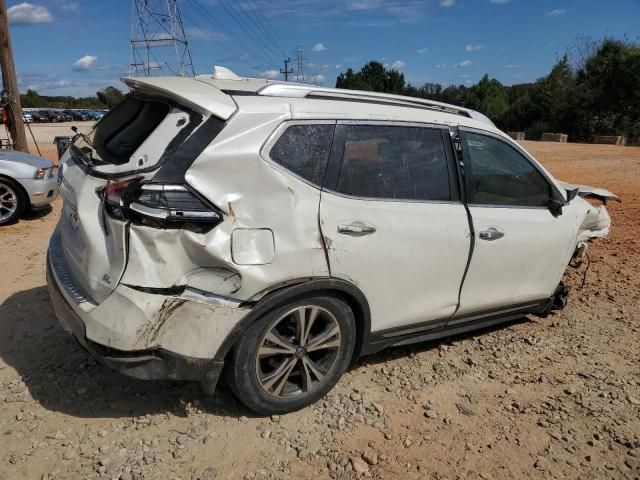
[337, 221, 376, 236]
[478, 227, 505, 241]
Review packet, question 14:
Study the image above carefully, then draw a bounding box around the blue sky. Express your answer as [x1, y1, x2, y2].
[6, 0, 640, 97]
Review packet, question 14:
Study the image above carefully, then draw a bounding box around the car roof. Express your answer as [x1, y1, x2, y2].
[124, 68, 499, 133]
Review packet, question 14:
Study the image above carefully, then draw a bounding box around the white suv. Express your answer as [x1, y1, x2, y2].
[47, 68, 618, 414]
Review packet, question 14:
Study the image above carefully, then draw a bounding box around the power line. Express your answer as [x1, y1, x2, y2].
[234, 0, 285, 60]
[180, 9, 249, 66]
[215, 0, 281, 65]
[244, 0, 289, 55]
[186, 0, 277, 66]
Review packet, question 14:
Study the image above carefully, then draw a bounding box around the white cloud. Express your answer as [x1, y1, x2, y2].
[72, 55, 98, 71]
[8, 2, 53, 25]
[61, 2, 79, 11]
[335, 64, 343, 69]
[504, 64, 520, 69]
[465, 44, 485, 52]
[391, 60, 406, 69]
[260, 69, 281, 80]
[456, 60, 473, 67]
[417, 48, 428, 54]
[347, 0, 383, 10]
[546, 8, 567, 16]
[440, 0, 455, 7]
[312, 74, 326, 84]
[312, 42, 327, 52]
[490, 0, 510, 4]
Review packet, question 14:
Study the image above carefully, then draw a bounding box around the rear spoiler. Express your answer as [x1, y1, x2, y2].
[121, 77, 237, 120]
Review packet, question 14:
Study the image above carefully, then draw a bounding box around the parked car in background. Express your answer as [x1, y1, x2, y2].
[38, 110, 64, 123]
[22, 112, 33, 123]
[85, 110, 106, 121]
[63, 110, 89, 121]
[31, 111, 49, 123]
[0, 149, 59, 225]
[47, 72, 619, 415]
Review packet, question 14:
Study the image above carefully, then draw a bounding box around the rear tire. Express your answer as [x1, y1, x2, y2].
[0, 178, 25, 225]
[226, 295, 356, 415]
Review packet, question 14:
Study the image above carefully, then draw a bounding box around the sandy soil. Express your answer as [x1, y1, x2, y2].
[0, 138, 639, 480]
[21, 121, 94, 162]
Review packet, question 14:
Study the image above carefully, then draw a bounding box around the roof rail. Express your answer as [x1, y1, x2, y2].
[256, 84, 495, 127]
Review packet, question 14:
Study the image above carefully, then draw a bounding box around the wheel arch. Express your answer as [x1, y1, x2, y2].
[215, 278, 371, 363]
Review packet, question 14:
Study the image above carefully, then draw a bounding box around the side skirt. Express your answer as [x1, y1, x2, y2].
[361, 299, 549, 356]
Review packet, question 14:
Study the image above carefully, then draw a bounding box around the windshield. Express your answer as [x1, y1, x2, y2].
[73, 95, 171, 166]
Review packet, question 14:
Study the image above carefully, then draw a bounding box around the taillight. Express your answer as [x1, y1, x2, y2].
[102, 177, 143, 220]
[102, 180, 221, 231]
[130, 183, 220, 221]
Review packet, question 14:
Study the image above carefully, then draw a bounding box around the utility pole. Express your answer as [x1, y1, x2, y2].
[0, 0, 28, 152]
[280, 57, 293, 81]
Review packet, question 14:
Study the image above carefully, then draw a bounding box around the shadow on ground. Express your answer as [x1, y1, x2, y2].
[0, 286, 250, 419]
[1, 285, 533, 420]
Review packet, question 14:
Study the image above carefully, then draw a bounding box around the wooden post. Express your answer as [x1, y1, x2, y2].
[0, 0, 29, 153]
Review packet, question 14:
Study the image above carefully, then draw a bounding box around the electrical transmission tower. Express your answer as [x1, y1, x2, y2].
[130, 0, 195, 77]
[295, 48, 304, 83]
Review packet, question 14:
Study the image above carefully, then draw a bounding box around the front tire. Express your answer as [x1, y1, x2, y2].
[226, 295, 356, 415]
[0, 178, 25, 225]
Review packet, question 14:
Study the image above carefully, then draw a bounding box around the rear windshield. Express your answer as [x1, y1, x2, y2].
[76, 95, 171, 165]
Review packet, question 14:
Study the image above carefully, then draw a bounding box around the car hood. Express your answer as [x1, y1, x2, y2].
[0, 150, 53, 169]
[557, 180, 621, 203]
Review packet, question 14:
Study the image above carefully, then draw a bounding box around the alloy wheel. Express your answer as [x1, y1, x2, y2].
[255, 305, 342, 398]
[0, 183, 18, 222]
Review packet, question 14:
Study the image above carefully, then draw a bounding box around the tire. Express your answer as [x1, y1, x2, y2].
[0, 178, 25, 225]
[226, 295, 356, 415]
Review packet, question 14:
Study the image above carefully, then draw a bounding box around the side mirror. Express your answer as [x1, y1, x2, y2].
[549, 198, 564, 217]
[566, 188, 579, 202]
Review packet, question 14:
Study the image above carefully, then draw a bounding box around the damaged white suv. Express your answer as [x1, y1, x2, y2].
[47, 69, 618, 414]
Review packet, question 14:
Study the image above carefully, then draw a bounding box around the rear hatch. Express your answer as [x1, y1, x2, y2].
[57, 77, 235, 304]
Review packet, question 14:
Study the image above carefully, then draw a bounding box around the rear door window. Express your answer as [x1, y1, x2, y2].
[333, 124, 451, 201]
[269, 123, 335, 186]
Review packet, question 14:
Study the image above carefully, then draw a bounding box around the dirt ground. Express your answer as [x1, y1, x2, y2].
[0, 134, 639, 480]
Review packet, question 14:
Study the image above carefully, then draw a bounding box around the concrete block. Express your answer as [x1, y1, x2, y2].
[541, 133, 568, 143]
[508, 131, 525, 141]
[594, 135, 627, 146]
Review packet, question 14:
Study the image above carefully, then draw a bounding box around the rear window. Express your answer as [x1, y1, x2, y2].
[89, 96, 171, 165]
[269, 123, 335, 186]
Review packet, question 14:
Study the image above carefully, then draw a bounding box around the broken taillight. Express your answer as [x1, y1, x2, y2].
[102, 181, 222, 231]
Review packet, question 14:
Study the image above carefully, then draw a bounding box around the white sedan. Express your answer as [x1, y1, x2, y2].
[0, 149, 59, 225]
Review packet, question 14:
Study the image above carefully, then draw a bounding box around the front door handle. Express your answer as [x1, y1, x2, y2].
[337, 221, 376, 236]
[478, 227, 505, 241]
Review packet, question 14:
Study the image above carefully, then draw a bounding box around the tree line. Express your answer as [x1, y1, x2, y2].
[336, 37, 640, 143]
[19, 85, 125, 110]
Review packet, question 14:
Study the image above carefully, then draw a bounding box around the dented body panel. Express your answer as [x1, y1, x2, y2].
[47, 73, 618, 394]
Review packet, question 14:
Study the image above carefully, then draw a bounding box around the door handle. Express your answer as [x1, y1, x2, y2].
[478, 227, 505, 241]
[337, 221, 376, 236]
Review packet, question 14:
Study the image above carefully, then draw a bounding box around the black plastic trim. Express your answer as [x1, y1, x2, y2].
[152, 115, 226, 183]
[214, 278, 371, 362]
[363, 299, 549, 355]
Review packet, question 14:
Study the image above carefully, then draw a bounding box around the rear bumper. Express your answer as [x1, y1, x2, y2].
[46, 256, 223, 383]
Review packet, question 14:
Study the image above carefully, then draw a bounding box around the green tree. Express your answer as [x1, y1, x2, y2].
[96, 86, 125, 108]
[336, 61, 406, 94]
